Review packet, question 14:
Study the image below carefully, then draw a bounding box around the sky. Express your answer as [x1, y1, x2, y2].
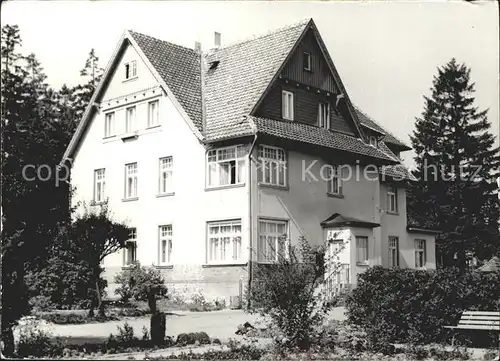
[2, 1, 499, 168]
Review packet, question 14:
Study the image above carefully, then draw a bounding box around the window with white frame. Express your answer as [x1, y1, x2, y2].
[159, 157, 173, 194]
[356, 236, 369, 264]
[159, 225, 173, 265]
[125, 60, 137, 80]
[125, 163, 138, 199]
[387, 186, 398, 213]
[318, 101, 330, 129]
[326, 165, 342, 195]
[148, 100, 159, 127]
[282, 90, 294, 120]
[258, 219, 288, 262]
[369, 136, 378, 147]
[303, 52, 312, 71]
[125, 106, 136, 133]
[94, 168, 105, 203]
[388, 236, 399, 267]
[258, 145, 287, 187]
[207, 146, 245, 188]
[415, 239, 426, 268]
[124, 228, 137, 266]
[104, 112, 115, 137]
[207, 220, 242, 263]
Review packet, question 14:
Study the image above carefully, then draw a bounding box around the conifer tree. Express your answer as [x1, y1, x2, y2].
[407, 59, 500, 269]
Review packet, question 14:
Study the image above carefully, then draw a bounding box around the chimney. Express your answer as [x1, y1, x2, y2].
[194, 41, 202, 53]
[214, 32, 221, 48]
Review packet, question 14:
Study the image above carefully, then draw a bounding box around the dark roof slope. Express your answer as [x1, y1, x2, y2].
[129, 31, 203, 131]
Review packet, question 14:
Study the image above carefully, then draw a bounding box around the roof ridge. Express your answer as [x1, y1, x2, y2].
[213, 18, 311, 52]
[128, 29, 197, 54]
[354, 105, 409, 146]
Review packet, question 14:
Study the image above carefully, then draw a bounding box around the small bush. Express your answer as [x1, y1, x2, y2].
[141, 326, 150, 341]
[16, 317, 62, 358]
[176, 333, 196, 346]
[246, 237, 333, 351]
[116, 322, 136, 344]
[114, 262, 168, 313]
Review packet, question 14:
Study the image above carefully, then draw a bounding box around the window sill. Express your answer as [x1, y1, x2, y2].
[146, 124, 161, 130]
[90, 200, 107, 206]
[121, 264, 136, 270]
[327, 192, 344, 199]
[122, 197, 139, 202]
[155, 265, 174, 270]
[356, 262, 369, 267]
[202, 262, 247, 268]
[103, 135, 116, 140]
[258, 183, 289, 191]
[156, 192, 175, 198]
[205, 183, 245, 192]
[121, 132, 139, 141]
[386, 211, 400, 216]
[123, 76, 138, 83]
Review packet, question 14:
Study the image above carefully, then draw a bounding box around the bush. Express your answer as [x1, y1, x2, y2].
[346, 266, 500, 345]
[114, 262, 168, 313]
[246, 237, 332, 351]
[187, 293, 226, 312]
[116, 322, 136, 343]
[16, 317, 62, 358]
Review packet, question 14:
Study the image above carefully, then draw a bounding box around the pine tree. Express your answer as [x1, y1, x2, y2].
[407, 59, 500, 269]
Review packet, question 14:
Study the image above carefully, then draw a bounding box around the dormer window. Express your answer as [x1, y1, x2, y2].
[303, 52, 311, 71]
[369, 136, 378, 147]
[125, 60, 137, 80]
[282, 90, 294, 121]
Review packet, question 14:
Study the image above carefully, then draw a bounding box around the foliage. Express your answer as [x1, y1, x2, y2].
[16, 317, 63, 358]
[246, 237, 336, 351]
[187, 293, 227, 312]
[114, 262, 168, 313]
[116, 322, 136, 344]
[407, 58, 500, 268]
[175, 332, 211, 346]
[345, 266, 500, 345]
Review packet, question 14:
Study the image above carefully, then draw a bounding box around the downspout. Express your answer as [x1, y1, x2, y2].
[247, 133, 258, 309]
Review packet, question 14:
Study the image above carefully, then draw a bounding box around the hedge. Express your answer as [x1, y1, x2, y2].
[345, 266, 500, 345]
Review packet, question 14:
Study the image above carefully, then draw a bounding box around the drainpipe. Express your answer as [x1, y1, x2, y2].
[246, 133, 258, 309]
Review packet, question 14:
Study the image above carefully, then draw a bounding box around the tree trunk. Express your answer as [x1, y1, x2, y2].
[96, 279, 105, 318]
[1, 322, 15, 356]
[147, 293, 157, 315]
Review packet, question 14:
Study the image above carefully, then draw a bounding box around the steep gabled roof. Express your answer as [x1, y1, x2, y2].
[355, 107, 411, 151]
[203, 19, 310, 141]
[128, 31, 203, 132]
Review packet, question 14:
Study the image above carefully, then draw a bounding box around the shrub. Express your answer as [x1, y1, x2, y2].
[16, 317, 62, 358]
[114, 262, 168, 314]
[346, 266, 500, 345]
[116, 322, 136, 344]
[246, 237, 333, 350]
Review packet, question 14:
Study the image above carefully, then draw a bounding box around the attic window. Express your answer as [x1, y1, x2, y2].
[125, 60, 137, 80]
[369, 136, 378, 147]
[303, 52, 311, 71]
[209, 60, 220, 70]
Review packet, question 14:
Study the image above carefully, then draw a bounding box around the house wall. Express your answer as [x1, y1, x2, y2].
[70, 41, 249, 302]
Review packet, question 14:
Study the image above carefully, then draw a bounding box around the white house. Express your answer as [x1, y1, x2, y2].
[62, 19, 438, 301]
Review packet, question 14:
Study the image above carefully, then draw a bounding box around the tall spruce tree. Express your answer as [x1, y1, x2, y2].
[407, 59, 500, 269]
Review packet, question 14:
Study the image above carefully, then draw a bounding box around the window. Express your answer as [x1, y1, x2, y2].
[207, 220, 242, 263]
[415, 239, 426, 268]
[282, 90, 294, 120]
[356, 236, 369, 264]
[318, 101, 330, 129]
[369, 136, 378, 147]
[125, 60, 137, 79]
[387, 186, 398, 213]
[148, 100, 159, 127]
[159, 157, 173, 194]
[94, 168, 105, 203]
[303, 52, 311, 71]
[124, 228, 137, 266]
[125, 106, 137, 133]
[326, 165, 342, 195]
[104, 112, 115, 137]
[159, 225, 173, 265]
[258, 219, 288, 262]
[388, 236, 399, 267]
[258, 145, 287, 187]
[125, 163, 138, 199]
[207, 146, 246, 188]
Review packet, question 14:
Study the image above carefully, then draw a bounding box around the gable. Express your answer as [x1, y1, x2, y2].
[253, 25, 359, 137]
